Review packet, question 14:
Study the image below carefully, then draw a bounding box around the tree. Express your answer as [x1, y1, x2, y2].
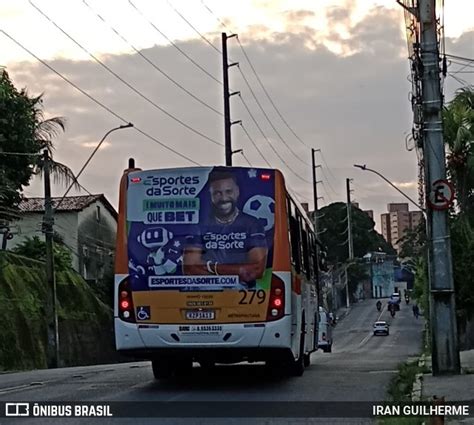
[317, 202, 395, 263]
[443, 87, 474, 214]
[12, 236, 73, 271]
[0, 69, 77, 219]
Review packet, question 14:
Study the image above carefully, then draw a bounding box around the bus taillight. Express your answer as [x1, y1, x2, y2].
[118, 279, 135, 323]
[266, 275, 285, 321]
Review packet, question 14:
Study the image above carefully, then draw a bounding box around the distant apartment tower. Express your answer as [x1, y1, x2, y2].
[364, 210, 374, 220]
[381, 203, 423, 253]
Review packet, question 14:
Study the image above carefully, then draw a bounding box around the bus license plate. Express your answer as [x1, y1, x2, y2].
[185, 310, 215, 320]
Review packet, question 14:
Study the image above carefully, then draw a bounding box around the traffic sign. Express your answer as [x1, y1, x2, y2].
[427, 179, 455, 210]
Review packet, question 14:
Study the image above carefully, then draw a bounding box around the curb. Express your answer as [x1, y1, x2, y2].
[336, 307, 351, 322]
[411, 354, 426, 402]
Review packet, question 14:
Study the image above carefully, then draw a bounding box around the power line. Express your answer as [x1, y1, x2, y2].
[238, 95, 311, 184]
[445, 53, 474, 63]
[235, 36, 313, 155]
[238, 123, 272, 168]
[236, 65, 310, 167]
[81, 0, 223, 117]
[165, 0, 221, 55]
[200, 0, 316, 158]
[127, 0, 222, 85]
[29, 0, 223, 148]
[0, 29, 201, 166]
[200, 1, 343, 199]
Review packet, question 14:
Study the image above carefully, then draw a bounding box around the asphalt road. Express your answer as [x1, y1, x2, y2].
[0, 299, 424, 425]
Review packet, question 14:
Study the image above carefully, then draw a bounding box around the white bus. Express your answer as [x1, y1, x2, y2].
[114, 164, 322, 378]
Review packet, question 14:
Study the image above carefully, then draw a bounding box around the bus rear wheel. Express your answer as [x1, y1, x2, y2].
[151, 358, 173, 380]
[289, 331, 305, 377]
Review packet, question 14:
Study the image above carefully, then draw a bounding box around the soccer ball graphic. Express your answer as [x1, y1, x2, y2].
[243, 195, 275, 231]
[137, 227, 173, 249]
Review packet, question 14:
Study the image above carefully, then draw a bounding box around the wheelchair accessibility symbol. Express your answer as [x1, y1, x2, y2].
[136, 306, 150, 321]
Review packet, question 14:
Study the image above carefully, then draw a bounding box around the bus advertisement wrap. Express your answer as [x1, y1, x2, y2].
[125, 167, 276, 323]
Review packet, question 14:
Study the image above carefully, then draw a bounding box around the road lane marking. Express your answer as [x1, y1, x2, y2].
[0, 382, 45, 395]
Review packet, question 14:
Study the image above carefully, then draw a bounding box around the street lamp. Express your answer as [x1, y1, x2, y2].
[353, 164, 425, 213]
[43, 123, 133, 368]
[55, 123, 134, 210]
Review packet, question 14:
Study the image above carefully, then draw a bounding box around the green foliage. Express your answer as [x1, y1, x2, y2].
[0, 70, 39, 210]
[443, 87, 474, 214]
[12, 236, 73, 271]
[347, 262, 368, 300]
[0, 69, 78, 220]
[318, 202, 395, 263]
[0, 251, 115, 371]
[379, 361, 425, 425]
[450, 216, 474, 321]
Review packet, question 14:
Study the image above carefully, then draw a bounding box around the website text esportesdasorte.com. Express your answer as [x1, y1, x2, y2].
[148, 276, 239, 288]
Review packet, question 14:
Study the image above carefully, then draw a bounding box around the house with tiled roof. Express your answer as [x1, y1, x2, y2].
[9, 194, 117, 282]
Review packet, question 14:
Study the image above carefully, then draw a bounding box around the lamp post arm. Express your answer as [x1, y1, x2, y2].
[55, 123, 133, 211]
[353, 164, 425, 213]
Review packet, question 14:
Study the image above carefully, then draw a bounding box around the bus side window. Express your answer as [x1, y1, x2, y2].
[309, 232, 317, 281]
[287, 197, 301, 273]
[301, 222, 310, 279]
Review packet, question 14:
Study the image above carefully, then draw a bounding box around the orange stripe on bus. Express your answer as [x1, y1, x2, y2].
[272, 170, 291, 271]
[293, 275, 302, 295]
[115, 168, 140, 274]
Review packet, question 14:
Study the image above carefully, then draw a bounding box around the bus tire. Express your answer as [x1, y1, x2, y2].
[151, 358, 173, 380]
[174, 357, 193, 377]
[290, 330, 305, 377]
[303, 353, 311, 367]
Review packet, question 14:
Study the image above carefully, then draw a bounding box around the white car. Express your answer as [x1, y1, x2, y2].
[373, 321, 389, 336]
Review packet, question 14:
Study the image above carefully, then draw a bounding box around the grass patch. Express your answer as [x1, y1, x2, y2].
[378, 361, 425, 425]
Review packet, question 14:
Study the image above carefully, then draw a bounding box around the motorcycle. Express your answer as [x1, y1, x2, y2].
[405, 296, 410, 305]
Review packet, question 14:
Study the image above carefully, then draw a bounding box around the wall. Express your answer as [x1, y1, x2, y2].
[0, 252, 121, 371]
[370, 260, 396, 298]
[77, 200, 116, 282]
[8, 212, 80, 271]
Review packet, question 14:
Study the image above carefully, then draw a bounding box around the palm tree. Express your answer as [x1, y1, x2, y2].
[31, 95, 79, 189]
[443, 87, 474, 215]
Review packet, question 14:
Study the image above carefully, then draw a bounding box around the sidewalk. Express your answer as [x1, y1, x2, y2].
[334, 305, 351, 322]
[421, 349, 474, 423]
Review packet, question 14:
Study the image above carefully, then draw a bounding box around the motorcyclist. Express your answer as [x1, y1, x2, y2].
[376, 300, 382, 311]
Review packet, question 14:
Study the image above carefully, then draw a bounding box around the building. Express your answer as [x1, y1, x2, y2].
[9, 194, 117, 282]
[364, 210, 374, 220]
[381, 203, 423, 254]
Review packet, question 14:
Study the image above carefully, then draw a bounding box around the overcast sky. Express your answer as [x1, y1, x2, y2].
[1, 0, 473, 230]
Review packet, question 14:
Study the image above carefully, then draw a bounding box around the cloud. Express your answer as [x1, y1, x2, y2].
[5, 6, 472, 232]
[80, 141, 112, 149]
[393, 181, 418, 189]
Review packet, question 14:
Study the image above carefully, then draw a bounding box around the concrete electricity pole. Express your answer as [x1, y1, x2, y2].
[345, 178, 354, 308]
[311, 148, 322, 235]
[43, 150, 59, 368]
[222, 32, 239, 166]
[418, 0, 460, 375]
[346, 178, 354, 261]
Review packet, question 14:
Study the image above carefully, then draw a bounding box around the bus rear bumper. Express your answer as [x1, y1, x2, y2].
[115, 315, 293, 358]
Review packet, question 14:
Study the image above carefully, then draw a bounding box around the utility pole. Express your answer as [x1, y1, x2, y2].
[345, 178, 354, 308]
[346, 178, 354, 261]
[311, 148, 323, 307]
[43, 150, 59, 368]
[418, 0, 460, 375]
[222, 32, 238, 166]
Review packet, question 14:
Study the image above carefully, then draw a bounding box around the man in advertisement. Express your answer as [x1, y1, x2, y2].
[183, 169, 268, 288]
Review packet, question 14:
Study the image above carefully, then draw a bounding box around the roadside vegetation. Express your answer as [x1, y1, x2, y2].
[398, 87, 474, 349]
